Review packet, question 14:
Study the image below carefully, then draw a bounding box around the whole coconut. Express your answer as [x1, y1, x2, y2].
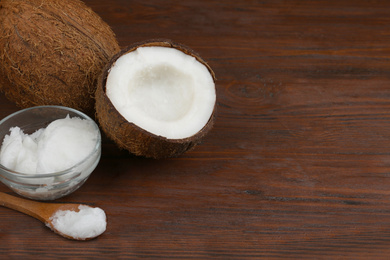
[0, 0, 120, 115]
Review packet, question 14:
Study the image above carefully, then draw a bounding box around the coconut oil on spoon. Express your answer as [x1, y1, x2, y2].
[0, 192, 106, 240]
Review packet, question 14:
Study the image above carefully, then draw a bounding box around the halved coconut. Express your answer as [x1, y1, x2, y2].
[95, 40, 216, 158]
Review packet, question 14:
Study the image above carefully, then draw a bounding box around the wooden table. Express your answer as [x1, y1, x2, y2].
[1, 0, 390, 258]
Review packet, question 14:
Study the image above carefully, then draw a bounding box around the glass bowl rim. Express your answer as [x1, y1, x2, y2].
[0, 105, 101, 179]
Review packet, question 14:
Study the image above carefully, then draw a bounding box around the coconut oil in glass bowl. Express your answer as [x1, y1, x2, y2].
[0, 106, 101, 200]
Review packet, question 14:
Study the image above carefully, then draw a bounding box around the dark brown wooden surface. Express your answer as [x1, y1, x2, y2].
[1, 0, 390, 258]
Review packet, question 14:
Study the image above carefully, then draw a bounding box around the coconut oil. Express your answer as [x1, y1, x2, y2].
[0, 115, 99, 174]
[49, 205, 107, 240]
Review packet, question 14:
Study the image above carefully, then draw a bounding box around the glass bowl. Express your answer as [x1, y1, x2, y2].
[0, 106, 101, 200]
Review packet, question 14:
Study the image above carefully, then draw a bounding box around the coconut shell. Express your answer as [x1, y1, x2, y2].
[0, 0, 120, 115]
[95, 39, 216, 159]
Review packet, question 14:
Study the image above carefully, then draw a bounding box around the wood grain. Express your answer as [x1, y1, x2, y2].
[1, 0, 390, 258]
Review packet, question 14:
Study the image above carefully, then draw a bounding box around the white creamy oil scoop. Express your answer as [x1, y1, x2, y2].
[0, 192, 106, 240]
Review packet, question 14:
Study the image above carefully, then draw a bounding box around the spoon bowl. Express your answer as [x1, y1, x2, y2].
[0, 192, 106, 240]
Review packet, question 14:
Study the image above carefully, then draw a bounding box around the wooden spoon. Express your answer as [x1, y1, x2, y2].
[0, 192, 100, 240]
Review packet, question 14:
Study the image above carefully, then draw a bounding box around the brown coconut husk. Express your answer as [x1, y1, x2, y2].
[95, 39, 216, 159]
[0, 0, 120, 115]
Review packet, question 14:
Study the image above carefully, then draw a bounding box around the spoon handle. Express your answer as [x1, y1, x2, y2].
[0, 192, 55, 223]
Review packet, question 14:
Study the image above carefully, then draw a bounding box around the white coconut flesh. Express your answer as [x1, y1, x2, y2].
[105, 46, 216, 139]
